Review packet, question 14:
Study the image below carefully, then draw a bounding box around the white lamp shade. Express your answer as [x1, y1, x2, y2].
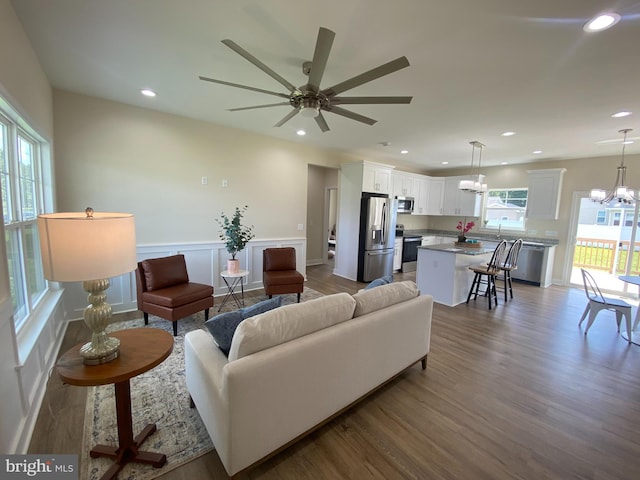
[459, 179, 474, 191]
[38, 212, 137, 282]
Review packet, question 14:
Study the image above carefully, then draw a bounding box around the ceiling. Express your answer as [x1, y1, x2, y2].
[10, 0, 640, 171]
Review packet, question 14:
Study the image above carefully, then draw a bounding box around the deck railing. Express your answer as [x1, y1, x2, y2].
[574, 237, 640, 275]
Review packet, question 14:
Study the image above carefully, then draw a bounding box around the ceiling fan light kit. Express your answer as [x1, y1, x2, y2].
[200, 27, 412, 132]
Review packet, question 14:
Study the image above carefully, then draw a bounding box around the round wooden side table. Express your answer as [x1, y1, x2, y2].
[56, 328, 174, 480]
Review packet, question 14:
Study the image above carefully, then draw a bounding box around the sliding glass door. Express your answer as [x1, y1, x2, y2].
[570, 194, 640, 295]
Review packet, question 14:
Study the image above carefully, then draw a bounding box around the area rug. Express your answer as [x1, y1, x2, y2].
[82, 289, 324, 480]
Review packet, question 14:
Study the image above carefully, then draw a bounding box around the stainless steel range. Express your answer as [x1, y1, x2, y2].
[396, 224, 422, 272]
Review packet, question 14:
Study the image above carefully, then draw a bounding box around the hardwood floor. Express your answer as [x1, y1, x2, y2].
[29, 262, 640, 479]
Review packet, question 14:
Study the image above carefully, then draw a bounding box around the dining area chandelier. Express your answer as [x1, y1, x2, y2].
[458, 140, 487, 194]
[590, 129, 635, 204]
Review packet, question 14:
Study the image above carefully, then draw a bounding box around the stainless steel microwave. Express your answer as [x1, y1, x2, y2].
[395, 196, 415, 214]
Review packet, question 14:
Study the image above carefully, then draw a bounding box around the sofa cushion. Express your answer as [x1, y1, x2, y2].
[204, 297, 283, 356]
[228, 292, 356, 361]
[142, 255, 189, 291]
[352, 281, 419, 318]
[364, 275, 393, 290]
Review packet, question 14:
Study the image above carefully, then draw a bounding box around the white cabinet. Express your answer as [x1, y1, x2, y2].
[426, 177, 445, 215]
[362, 162, 393, 194]
[393, 238, 403, 271]
[421, 235, 437, 246]
[442, 176, 482, 217]
[413, 176, 429, 215]
[391, 171, 416, 198]
[413, 176, 444, 216]
[526, 168, 566, 220]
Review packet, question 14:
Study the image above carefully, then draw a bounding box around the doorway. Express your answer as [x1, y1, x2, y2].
[324, 187, 338, 264]
[567, 191, 640, 296]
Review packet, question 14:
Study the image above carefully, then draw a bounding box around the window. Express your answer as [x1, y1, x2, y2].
[484, 188, 528, 230]
[1, 104, 50, 331]
[596, 210, 606, 225]
[624, 212, 634, 227]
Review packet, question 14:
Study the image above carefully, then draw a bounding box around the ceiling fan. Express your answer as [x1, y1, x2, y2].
[199, 27, 412, 132]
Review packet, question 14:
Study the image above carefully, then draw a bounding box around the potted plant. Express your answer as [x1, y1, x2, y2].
[456, 218, 475, 243]
[216, 205, 255, 273]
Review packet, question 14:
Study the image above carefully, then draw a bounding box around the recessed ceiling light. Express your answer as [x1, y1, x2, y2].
[296, 130, 306, 136]
[441, 161, 449, 165]
[140, 89, 156, 97]
[612, 111, 632, 118]
[583, 13, 621, 32]
[501, 131, 516, 137]
[501, 161, 509, 165]
[533, 150, 543, 154]
[400, 150, 409, 154]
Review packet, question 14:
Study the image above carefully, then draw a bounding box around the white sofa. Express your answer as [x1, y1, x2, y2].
[184, 281, 433, 477]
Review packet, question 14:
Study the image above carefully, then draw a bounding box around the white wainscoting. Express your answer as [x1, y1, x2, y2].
[62, 238, 307, 320]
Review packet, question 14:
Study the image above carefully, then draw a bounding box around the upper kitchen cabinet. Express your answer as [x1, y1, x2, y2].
[391, 171, 417, 198]
[361, 161, 394, 194]
[526, 168, 566, 220]
[442, 176, 482, 216]
[414, 176, 445, 215]
[426, 177, 445, 215]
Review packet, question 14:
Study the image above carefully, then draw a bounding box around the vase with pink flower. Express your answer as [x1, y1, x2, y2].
[456, 218, 475, 243]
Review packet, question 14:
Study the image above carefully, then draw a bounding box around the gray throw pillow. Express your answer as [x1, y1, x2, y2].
[241, 296, 282, 319]
[204, 310, 244, 356]
[204, 296, 283, 356]
[364, 275, 393, 290]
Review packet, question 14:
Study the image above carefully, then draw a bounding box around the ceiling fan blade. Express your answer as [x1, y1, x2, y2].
[274, 109, 300, 127]
[315, 112, 330, 132]
[306, 27, 335, 93]
[322, 56, 410, 97]
[228, 102, 291, 112]
[199, 76, 290, 99]
[331, 96, 413, 105]
[221, 39, 298, 93]
[325, 106, 377, 125]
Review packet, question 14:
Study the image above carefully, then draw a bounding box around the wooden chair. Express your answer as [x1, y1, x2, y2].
[498, 238, 523, 302]
[262, 247, 304, 302]
[136, 254, 214, 336]
[466, 240, 508, 310]
[579, 268, 632, 343]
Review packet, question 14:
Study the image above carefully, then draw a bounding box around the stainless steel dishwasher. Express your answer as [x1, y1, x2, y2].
[511, 242, 545, 285]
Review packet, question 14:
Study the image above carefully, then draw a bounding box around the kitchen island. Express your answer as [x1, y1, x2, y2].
[416, 243, 494, 307]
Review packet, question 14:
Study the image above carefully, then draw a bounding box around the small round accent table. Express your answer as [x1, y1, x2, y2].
[219, 269, 249, 311]
[56, 328, 174, 480]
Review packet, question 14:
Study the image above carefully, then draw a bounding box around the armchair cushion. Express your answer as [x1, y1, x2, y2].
[142, 255, 189, 291]
[143, 282, 213, 308]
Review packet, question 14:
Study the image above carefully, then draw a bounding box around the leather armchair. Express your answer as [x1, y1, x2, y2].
[262, 247, 304, 302]
[136, 254, 214, 335]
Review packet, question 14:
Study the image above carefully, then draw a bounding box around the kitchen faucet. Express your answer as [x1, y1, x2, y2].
[496, 224, 502, 239]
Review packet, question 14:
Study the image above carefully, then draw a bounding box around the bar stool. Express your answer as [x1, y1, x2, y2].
[498, 238, 523, 302]
[466, 240, 507, 310]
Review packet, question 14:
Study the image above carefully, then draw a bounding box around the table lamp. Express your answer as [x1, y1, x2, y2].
[38, 209, 137, 365]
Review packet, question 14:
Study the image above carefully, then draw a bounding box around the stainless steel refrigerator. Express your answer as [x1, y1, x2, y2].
[357, 193, 398, 282]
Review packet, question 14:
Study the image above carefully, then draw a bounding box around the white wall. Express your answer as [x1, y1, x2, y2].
[0, 0, 57, 455]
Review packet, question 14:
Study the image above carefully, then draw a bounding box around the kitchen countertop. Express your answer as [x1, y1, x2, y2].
[406, 229, 559, 247]
[418, 243, 495, 256]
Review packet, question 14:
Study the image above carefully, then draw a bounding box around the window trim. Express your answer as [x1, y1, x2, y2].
[482, 187, 528, 232]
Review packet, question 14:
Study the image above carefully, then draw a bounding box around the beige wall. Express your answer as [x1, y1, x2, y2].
[52, 90, 351, 245]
